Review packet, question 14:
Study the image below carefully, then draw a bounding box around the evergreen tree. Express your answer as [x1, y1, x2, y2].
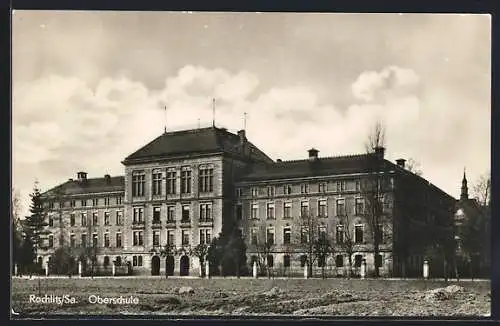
[23, 181, 50, 265]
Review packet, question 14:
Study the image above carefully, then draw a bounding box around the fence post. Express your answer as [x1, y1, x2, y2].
[423, 260, 429, 279]
[45, 261, 49, 276]
[253, 261, 258, 279]
[78, 261, 82, 277]
[304, 264, 308, 279]
[112, 263, 116, 276]
[206, 262, 210, 279]
[360, 259, 366, 279]
[14, 264, 18, 277]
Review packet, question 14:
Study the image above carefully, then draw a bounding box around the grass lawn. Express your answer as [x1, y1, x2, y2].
[11, 277, 490, 317]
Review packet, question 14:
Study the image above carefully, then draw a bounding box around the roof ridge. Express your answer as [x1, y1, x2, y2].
[276, 153, 368, 164]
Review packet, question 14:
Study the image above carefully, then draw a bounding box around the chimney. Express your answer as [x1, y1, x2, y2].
[105, 174, 111, 184]
[77, 171, 87, 182]
[276, 159, 282, 163]
[373, 146, 385, 160]
[68, 178, 73, 182]
[308, 148, 319, 161]
[237, 130, 246, 144]
[396, 159, 406, 168]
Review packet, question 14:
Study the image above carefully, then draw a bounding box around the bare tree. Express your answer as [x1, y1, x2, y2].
[405, 158, 423, 176]
[159, 243, 177, 278]
[191, 243, 209, 277]
[254, 227, 274, 278]
[362, 121, 387, 278]
[313, 234, 334, 279]
[472, 172, 491, 207]
[336, 214, 356, 278]
[296, 211, 321, 278]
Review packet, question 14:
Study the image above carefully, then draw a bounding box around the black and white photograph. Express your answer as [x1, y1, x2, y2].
[11, 11, 491, 317]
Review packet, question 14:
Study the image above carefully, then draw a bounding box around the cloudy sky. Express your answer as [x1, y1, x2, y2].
[12, 11, 490, 216]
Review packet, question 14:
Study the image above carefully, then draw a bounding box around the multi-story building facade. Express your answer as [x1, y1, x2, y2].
[39, 126, 457, 277]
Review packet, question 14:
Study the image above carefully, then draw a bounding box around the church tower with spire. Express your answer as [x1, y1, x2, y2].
[460, 168, 469, 201]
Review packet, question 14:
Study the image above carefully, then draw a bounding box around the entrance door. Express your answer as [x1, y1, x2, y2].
[180, 255, 190, 276]
[151, 256, 160, 276]
[166, 256, 174, 276]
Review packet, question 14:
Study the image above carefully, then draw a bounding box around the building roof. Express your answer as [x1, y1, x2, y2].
[41, 176, 124, 198]
[239, 153, 395, 181]
[122, 126, 272, 164]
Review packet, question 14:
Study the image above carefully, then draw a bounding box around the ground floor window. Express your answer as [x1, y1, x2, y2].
[336, 255, 344, 267]
[267, 255, 274, 268]
[283, 255, 290, 268]
[375, 254, 383, 268]
[354, 254, 363, 268]
[300, 255, 307, 267]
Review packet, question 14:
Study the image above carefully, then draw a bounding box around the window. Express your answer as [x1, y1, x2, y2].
[336, 225, 344, 244]
[133, 256, 137, 267]
[336, 199, 345, 216]
[104, 233, 110, 247]
[354, 255, 363, 268]
[81, 234, 87, 248]
[335, 255, 344, 267]
[318, 225, 327, 241]
[104, 212, 110, 225]
[104, 197, 110, 206]
[250, 228, 258, 245]
[70, 234, 76, 248]
[267, 255, 274, 268]
[152, 170, 162, 195]
[104, 256, 110, 267]
[283, 255, 291, 268]
[138, 256, 143, 266]
[167, 206, 175, 222]
[48, 216, 54, 227]
[235, 204, 242, 220]
[318, 182, 327, 193]
[153, 207, 161, 223]
[153, 230, 160, 246]
[199, 229, 211, 244]
[251, 187, 259, 197]
[300, 201, 309, 218]
[132, 171, 146, 197]
[355, 180, 361, 192]
[92, 198, 99, 206]
[375, 254, 383, 268]
[199, 203, 212, 222]
[181, 205, 190, 222]
[376, 224, 384, 243]
[199, 166, 214, 193]
[266, 203, 275, 219]
[116, 233, 122, 248]
[355, 198, 364, 215]
[267, 186, 275, 197]
[318, 256, 326, 267]
[133, 231, 143, 246]
[300, 255, 308, 267]
[81, 213, 87, 226]
[236, 188, 242, 197]
[59, 201, 65, 209]
[284, 185, 292, 195]
[116, 211, 123, 226]
[336, 181, 346, 192]
[301, 183, 309, 194]
[68, 213, 75, 226]
[182, 230, 189, 245]
[283, 202, 292, 219]
[116, 196, 122, 205]
[301, 227, 309, 244]
[167, 230, 175, 245]
[92, 212, 98, 225]
[70, 200, 75, 208]
[283, 227, 291, 244]
[81, 199, 87, 207]
[251, 203, 259, 219]
[92, 233, 98, 247]
[266, 227, 275, 245]
[318, 200, 327, 217]
[133, 207, 144, 223]
[166, 169, 176, 194]
[115, 256, 122, 266]
[355, 224, 364, 243]
[180, 167, 191, 194]
[49, 202, 54, 209]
